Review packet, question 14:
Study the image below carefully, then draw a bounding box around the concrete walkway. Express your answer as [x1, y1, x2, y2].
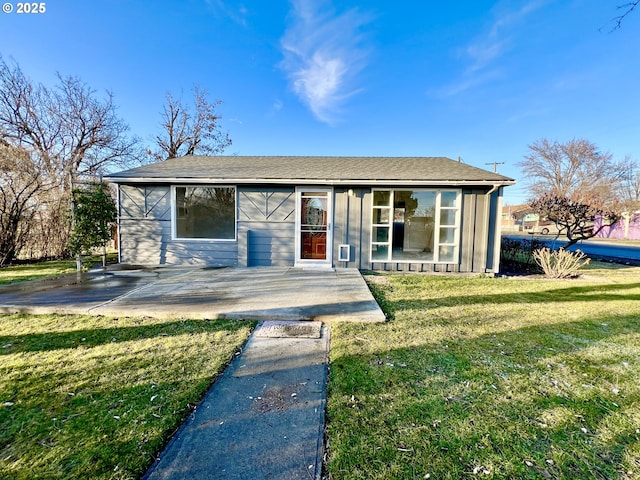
[143, 320, 329, 480]
[0, 265, 384, 478]
[0, 266, 385, 323]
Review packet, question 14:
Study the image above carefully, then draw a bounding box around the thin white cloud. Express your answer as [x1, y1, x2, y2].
[467, 1, 546, 71]
[506, 106, 551, 123]
[206, 0, 248, 26]
[280, 0, 371, 124]
[267, 99, 284, 118]
[439, 0, 548, 97]
[438, 70, 503, 98]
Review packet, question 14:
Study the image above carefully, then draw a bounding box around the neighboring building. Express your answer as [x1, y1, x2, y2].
[104, 156, 515, 273]
[595, 212, 640, 240]
[501, 204, 530, 232]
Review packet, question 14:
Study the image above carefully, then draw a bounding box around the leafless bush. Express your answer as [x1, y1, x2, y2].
[533, 248, 590, 279]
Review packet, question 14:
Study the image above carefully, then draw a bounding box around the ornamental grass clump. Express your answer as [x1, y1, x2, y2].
[533, 247, 590, 278]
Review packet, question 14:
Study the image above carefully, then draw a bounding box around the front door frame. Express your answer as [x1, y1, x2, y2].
[295, 187, 333, 267]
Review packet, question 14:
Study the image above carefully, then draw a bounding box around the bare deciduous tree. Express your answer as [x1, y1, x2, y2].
[618, 156, 640, 212]
[518, 138, 625, 205]
[0, 56, 139, 260]
[0, 143, 52, 265]
[0, 56, 139, 187]
[153, 86, 231, 160]
[612, 1, 640, 29]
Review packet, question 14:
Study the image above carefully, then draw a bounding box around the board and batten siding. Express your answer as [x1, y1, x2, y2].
[332, 188, 368, 269]
[117, 184, 502, 273]
[333, 187, 502, 274]
[118, 185, 237, 266]
[459, 188, 496, 273]
[237, 187, 296, 267]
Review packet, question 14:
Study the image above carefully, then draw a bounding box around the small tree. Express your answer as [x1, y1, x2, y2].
[67, 182, 117, 271]
[530, 194, 620, 249]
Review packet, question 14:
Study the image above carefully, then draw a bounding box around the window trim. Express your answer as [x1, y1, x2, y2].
[370, 188, 461, 264]
[171, 185, 238, 242]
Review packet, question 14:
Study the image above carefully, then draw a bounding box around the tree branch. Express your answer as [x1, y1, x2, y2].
[612, 1, 640, 30]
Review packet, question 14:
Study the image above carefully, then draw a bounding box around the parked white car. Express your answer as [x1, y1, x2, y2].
[529, 222, 561, 235]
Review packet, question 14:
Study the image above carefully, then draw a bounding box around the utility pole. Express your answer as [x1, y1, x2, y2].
[485, 161, 505, 173]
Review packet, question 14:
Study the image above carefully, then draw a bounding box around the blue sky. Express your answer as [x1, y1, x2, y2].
[1, 0, 639, 205]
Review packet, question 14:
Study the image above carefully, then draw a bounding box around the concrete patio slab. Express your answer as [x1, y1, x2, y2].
[0, 266, 385, 323]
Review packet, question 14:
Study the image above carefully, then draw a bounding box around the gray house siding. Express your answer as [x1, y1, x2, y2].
[485, 188, 503, 272]
[118, 185, 238, 266]
[107, 155, 514, 272]
[332, 188, 367, 269]
[331, 187, 501, 274]
[237, 187, 295, 267]
[117, 184, 502, 273]
[459, 189, 491, 273]
[118, 185, 170, 265]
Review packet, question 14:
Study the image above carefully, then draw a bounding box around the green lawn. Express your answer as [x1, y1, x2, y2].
[3, 263, 640, 479]
[0, 260, 78, 285]
[326, 266, 640, 479]
[0, 314, 254, 479]
[0, 254, 118, 285]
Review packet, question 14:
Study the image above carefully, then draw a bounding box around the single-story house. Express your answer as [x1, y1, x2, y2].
[104, 156, 515, 273]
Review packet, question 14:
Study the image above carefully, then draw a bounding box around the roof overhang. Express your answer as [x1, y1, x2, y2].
[103, 176, 516, 187]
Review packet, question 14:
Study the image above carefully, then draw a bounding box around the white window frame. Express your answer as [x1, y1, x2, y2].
[171, 185, 238, 242]
[370, 188, 461, 264]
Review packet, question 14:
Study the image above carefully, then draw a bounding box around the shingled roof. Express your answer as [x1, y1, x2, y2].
[105, 155, 515, 186]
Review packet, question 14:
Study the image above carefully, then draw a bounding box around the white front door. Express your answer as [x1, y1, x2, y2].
[295, 188, 333, 267]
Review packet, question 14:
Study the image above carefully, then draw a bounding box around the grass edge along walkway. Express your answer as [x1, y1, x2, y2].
[0, 314, 255, 479]
[0, 255, 118, 286]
